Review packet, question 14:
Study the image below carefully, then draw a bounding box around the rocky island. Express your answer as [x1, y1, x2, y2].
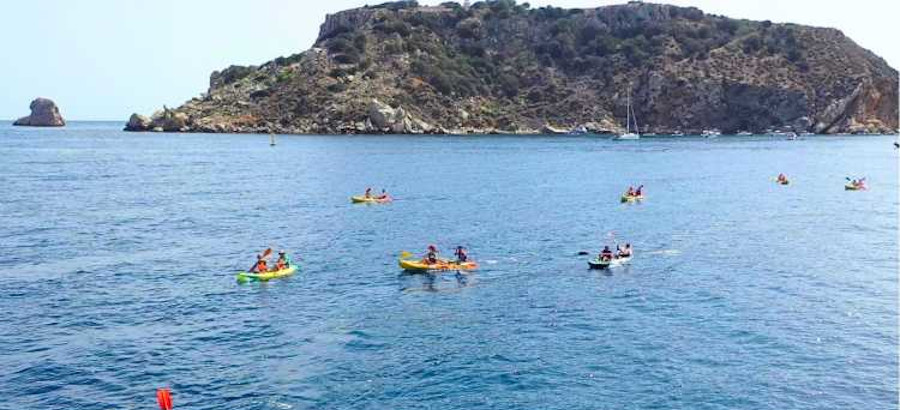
[125, 0, 898, 135]
[14, 98, 66, 127]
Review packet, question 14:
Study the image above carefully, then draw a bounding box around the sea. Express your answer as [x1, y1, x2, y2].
[1, 121, 897, 409]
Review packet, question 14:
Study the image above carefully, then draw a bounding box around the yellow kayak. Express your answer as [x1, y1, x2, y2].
[844, 184, 864, 191]
[236, 265, 297, 283]
[621, 194, 644, 203]
[351, 195, 392, 204]
[398, 259, 479, 272]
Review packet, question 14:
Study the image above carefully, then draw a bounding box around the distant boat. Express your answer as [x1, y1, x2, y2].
[671, 131, 684, 137]
[702, 129, 721, 138]
[569, 125, 589, 135]
[736, 131, 753, 136]
[270, 133, 277, 146]
[786, 132, 798, 140]
[614, 85, 640, 140]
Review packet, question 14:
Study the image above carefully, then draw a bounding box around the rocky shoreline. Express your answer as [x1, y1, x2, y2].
[123, 2, 898, 136]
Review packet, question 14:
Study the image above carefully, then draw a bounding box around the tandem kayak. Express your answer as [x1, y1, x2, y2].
[621, 195, 644, 203]
[588, 255, 632, 269]
[398, 259, 479, 273]
[351, 195, 392, 204]
[236, 265, 297, 283]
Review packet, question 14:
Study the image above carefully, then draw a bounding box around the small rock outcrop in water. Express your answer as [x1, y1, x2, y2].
[125, 113, 151, 131]
[123, 107, 190, 132]
[124, 1, 898, 135]
[14, 98, 65, 127]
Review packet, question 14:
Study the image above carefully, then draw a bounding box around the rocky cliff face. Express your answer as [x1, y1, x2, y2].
[14, 98, 65, 127]
[125, 1, 898, 135]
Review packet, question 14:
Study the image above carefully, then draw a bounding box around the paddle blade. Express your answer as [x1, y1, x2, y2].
[157, 388, 173, 410]
[261, 248, 273, 258]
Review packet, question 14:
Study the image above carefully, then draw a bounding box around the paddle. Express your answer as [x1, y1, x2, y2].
[247, 248, 272, 272]
[157, 388, 173, 410]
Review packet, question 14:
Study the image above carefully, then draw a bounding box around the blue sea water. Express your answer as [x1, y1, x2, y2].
[0, 121, 897, 409]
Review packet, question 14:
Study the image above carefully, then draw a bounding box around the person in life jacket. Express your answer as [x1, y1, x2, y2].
[252, 254, 268, 273]
[635, 185, 643, 196]
[275, 250, 292, 270]
[600, 246, 614, 262]
[777, 174, 787, 183]
[454, 246, 468, 263]
[377, 189, 389, 200]
[625, 186, 635, 197]
[423, 245, 440, 264]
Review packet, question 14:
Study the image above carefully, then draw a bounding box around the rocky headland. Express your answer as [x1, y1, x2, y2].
[125, 1, 898, 135]
[14, 98, 66, 127]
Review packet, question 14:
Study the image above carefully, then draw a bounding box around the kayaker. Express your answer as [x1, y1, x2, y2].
[275, 250, 292, 270]
[777, 173, 787, 183]
[252, 254, 268, 273]
[377, 189, 389, 200]
[617, 243, 633, 258]
[599, 246, 614, 262]
[635, 185, 643, 196]
[454, 246, 468, 263]
[364, 187, 373, 198]
[625, 186, 635, 197]
[423, 245, 440, 264]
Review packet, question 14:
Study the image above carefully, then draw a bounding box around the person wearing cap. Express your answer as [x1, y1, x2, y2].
[423, 245, 440, 264]
[274, 250, 292, 271]
[454, 246, 468, 263]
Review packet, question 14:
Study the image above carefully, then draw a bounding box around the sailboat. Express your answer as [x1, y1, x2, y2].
[269, 133, 277, 146]
[614, 85, 640, 140]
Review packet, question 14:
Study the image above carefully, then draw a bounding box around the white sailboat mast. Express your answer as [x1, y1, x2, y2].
[626, 86, 631, 134]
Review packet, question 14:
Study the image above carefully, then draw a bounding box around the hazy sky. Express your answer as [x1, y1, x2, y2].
[2, 0, 896, 120]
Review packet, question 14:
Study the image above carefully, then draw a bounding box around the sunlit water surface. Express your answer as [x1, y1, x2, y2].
[1, 122, 897, 409]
